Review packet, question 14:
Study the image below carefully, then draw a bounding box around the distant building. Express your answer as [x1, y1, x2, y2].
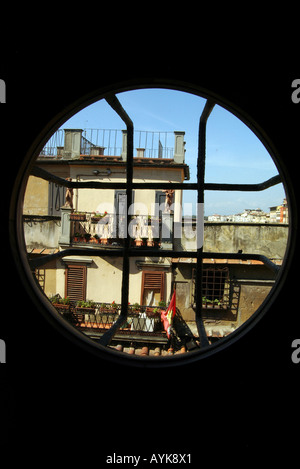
[269, 198, 289, 224]
[208, 199, 288, 224]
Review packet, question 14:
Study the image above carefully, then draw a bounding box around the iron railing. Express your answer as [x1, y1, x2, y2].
[39, 128, 174, 159]
[52, 301, 166, 336]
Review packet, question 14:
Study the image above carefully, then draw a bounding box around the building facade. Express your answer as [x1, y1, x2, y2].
[23, 128, 288, 354]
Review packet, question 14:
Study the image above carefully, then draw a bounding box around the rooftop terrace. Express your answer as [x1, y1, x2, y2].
[39, 128, 186, 162]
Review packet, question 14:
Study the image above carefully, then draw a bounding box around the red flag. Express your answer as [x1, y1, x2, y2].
[160, 290, 176, 338]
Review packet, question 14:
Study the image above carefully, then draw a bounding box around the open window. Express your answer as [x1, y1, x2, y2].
[141, 271, 165, 306]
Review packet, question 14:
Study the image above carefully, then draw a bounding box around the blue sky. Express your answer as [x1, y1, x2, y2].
[62, 88, 286, 216]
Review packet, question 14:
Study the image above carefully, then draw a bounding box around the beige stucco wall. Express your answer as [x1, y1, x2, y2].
[23, 176, 49, 215]
[23, 164, 70, 215]
[52, 256, 172, 306]
[24, 163, 185, 220]
[72, 166, 184, 221]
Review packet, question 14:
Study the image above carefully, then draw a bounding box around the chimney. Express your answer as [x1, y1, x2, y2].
[62, 129, 83, 159]
[121, 130, 127, 161]
[173, 131, 185, 163]
[136, 148, 145, 158]
[90, 146, 105, 156]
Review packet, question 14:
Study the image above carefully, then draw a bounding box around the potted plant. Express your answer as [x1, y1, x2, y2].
[91, 211, 108, 223]
[202, 297, 221, 308]
[133, 236, 143, 247]
[146, 307, 161, 318]
[130, 302, 141, 315]
[49, 295, 71, 313]
[98, 303, 117, 329]
[99, 302, 108, 312]
[75, 299, 96, 312]
[70, 211, 86, 221]
[92, 234, 100, 243]
[73, 232, 81, 242]
[84, 233, 91, 243]
[146, 300, 166, 318]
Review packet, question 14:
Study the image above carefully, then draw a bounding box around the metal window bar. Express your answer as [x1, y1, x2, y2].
[196, 100, 215, 346]
[28, 94, 282, 351]
[192, 267, 231, 307]
[95, 94, 134, 346]
[31, 166, 281, 192]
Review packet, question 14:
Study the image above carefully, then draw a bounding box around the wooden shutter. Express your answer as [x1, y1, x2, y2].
[65, 264, 86, 302]
[141, 271, 165, 304]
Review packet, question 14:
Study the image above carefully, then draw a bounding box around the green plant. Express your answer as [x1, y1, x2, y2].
[202, 297, 221, 306]
[158, 300, 166, 309]
[61, 296, 70, 305]
[92, 211, 108, 221]
[49, 294, 60, 304]
[49, 295, 70, 305]
[76, 299, 95, 308]
[147, 307, 161, 318]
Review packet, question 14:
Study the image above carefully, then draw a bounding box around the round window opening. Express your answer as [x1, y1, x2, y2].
[16, 86, 291, 366]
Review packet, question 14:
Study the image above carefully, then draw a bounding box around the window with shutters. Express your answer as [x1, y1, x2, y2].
[141, 271, 165, 306]
[65, 264, 87, 302]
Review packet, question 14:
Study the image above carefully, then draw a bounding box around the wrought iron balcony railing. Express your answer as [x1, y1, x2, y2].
[51, 301, 167, 337]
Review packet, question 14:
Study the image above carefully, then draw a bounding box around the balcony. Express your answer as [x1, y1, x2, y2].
[66, 211, 174, 249]
[50, 299, 168, 345]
